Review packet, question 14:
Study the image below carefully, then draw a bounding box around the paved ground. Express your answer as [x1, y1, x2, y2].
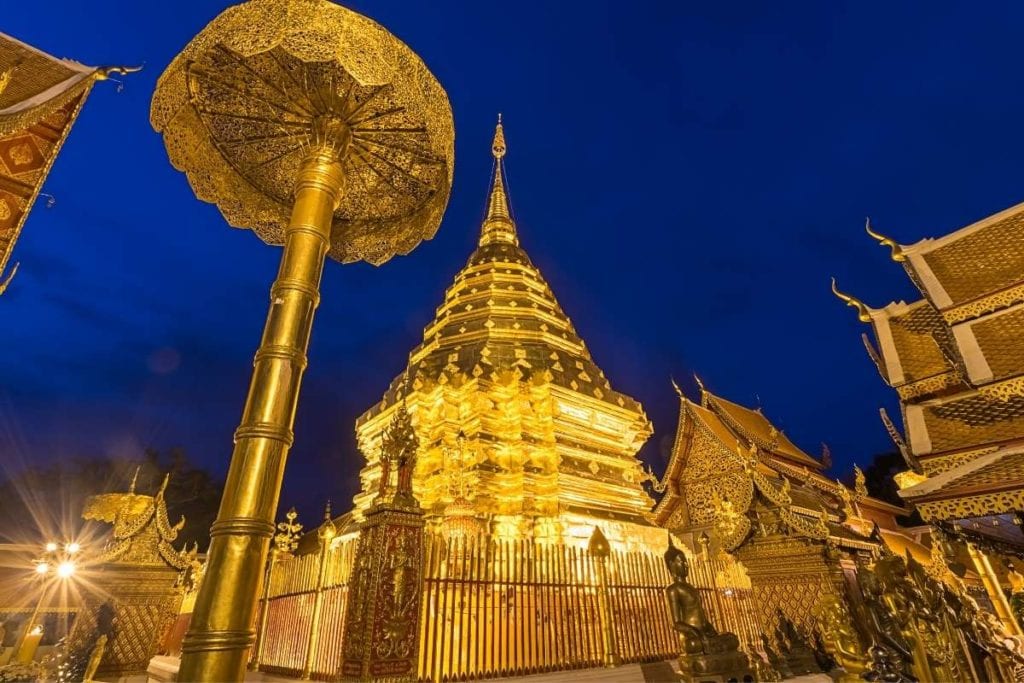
[240, 667, 832, 683]
[122, 657, 836, 682]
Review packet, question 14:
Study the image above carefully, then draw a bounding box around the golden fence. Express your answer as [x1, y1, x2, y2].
[254, 532, 764, 681]
[682, 549, 763, 663]
[255, 536, 357, 678]
[418, 534, 677, 681]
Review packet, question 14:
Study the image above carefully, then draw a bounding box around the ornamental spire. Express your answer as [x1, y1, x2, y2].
[480, 113, 518, 246]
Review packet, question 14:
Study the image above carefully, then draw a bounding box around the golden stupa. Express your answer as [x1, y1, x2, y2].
[352, 118, 662, 550]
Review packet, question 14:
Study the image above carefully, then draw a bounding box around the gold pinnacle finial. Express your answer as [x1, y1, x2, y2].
[693, 373, 706, 395]
[865, 217, 907, 262]
[831, 278, 873, 323]
[492, 114, 506, 160]
[480, 114, 516, 246]
[670, 377, 683, 399]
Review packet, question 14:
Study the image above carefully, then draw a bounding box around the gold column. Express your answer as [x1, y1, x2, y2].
[178, 141, 348, 683]
[967, 543, 1022, 636]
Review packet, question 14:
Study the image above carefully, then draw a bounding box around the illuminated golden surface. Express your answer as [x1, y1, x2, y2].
[150, 0, 454, 266]
[151, 3, 453, 680]
[845, 202, 1024, 533]
[69, 475, 190, 678]
[353, 119, 660, 551]
[921, 207, 1024, 307]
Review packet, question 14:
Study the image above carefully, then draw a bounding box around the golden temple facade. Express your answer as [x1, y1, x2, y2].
[352, 119, 662, 551]
[839, 208, 1024, 531]
[653, 380, 882, 631]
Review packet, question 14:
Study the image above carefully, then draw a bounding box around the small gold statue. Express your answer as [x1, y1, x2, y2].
[664, 542, 752, 682]
[815, 594, 869, 682]
[83, 634, 108, 683]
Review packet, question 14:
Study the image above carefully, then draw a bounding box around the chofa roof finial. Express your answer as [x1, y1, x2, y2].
[865, 217, 907, 263]
[831, 278, 874, 323]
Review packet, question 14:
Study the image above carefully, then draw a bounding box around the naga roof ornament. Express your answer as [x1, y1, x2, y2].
[864, 217, 907, 262]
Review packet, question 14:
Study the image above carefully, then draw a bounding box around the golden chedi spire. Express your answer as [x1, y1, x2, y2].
[353, 117, 659, 551]
[480, 114, 518, 246]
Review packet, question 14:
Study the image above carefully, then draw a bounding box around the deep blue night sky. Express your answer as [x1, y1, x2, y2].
[4, 1, 1024, 524]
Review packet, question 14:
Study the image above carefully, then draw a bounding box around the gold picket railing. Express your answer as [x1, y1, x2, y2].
[255, 536, 357, 679]
[683, 549, 764, 663]
[417, 534, 679, 680]
[254, 531, 763, 681]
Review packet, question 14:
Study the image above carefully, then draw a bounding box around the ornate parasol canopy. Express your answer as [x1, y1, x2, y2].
[150, 0, 454, 266]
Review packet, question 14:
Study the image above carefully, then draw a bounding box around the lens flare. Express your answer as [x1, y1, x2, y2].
[57, 561, 75, 578]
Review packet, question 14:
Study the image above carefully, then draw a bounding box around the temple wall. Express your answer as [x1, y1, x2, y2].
[734, 535, 847, 636]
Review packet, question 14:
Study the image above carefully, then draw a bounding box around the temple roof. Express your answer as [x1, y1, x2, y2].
[908, 383, 1024, 456]
[840, 207, 1024, 525]
[900, 201, 1024, 312]
[870, 300, 957, 386]
[702, 389, 822, 469]
[0, 33, 131, 292]
[0, 33, 98, 135]
[358, 119, 647, 423]
[655, 384, 878, 551]
[899, 449, 1024, 503]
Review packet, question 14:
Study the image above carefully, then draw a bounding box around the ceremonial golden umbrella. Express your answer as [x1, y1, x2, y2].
[151, 2, 453, 680]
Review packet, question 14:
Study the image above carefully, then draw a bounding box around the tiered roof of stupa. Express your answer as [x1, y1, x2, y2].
[351, 119, 659, 550]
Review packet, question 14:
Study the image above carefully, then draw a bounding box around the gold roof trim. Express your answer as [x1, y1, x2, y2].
[705, 391, 821, 468]
[864, 217, 907, 262]
[0, 33, 136, 289]
[82, 474, 190, 570]
[898, 448, 1024, 502]
[0, 32, 97, 137]
[830, 278, 874, 323]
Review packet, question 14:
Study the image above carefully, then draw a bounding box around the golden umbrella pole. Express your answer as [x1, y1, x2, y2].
[152, 3, 453, 679]
[180, 138, 347, 682]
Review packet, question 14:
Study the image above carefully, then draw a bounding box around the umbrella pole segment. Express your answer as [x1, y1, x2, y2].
[179, 143, 347, 683]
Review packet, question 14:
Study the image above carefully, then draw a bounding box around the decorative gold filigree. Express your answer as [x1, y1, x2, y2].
[150, 0, 454, 267]
[944, 282, 1024, 324]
